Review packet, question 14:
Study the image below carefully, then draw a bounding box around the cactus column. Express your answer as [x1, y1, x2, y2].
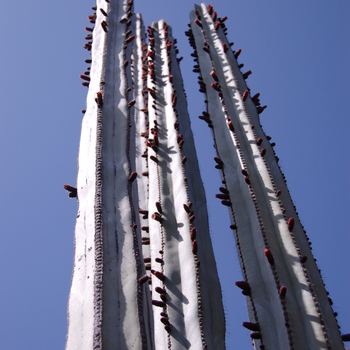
[188, 3, 344, 350]
[145, 20, 225, 349]
[66, 1, 225, 349]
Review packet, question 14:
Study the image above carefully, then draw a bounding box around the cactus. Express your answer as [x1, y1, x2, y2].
[188, 3, 345, 350]
[66, 1, 348, 349]
[66, 1, 224, 349]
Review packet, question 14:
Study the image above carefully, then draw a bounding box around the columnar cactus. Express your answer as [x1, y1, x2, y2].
[187, 3, 344, 350]
[65, 1, 348, 349]
[145, 19, 226, 349]
[66, 1, 225, 349]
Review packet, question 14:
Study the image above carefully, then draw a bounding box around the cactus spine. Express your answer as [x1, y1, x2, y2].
[188, 3, 344, 349]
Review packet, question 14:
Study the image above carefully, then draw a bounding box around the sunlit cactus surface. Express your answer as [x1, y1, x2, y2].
[64, 1, 348, 349]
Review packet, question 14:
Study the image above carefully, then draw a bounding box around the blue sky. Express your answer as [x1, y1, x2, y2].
[0, 1, 349, 349]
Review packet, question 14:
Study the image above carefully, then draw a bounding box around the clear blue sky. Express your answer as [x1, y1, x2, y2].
[0, 1, 349, 349]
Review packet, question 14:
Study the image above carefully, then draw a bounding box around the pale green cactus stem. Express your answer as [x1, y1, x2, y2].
[189, 3, 343, 349]
[66, 1, 153, 349]
[146, 19, 225, 349]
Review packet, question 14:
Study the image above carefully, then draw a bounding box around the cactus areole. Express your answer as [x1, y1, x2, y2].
[66, 1, 346, 349]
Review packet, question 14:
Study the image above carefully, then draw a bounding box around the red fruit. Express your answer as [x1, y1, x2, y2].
[125, 35, 135, 44]
[155, 258, 164, 265]
[242, 322, 260, 332]
[243, 70, 252, 79]
[191, 227, 197, 241]
[221, 200, 232, 207]
[234, 48, 241, 59]
[203, 45, 210, 53]
[250, 332, 261, 339]
[257, 105, 267, 114]
[155, 201, 162, 214]
[80, 74, 90, 82]
[211, 82, 221, 92]
[194, 18, 203, 27]
[128, 99, 136, 108]
[151, 269, 165, 281]
[241, 169, 248, 176]
[128, 171, 137, 182]
[101, 21, 108, 33]
[142, 237, 150, 245]
[150, 155, 158, 163]
[228, 120, 234, 131]
[172, 95, 177, 107]
[153, 134, 159, 146]
[219, 187, 229, 194]
[151, 212, 162, 223]
[264, 249, 274, 265]
[63, 184, 77, 192]
[160, 317, 169, 325]
[155, 286, 166, 294]
[279, 286, 287, 298]
[214, 157, 223, 166]
[210, 70, 219, 82]
[96, 91, 103, 107]
[235, 281, 250, 291]
[251, 92, 260, 101]
[199, 115, 212, 124]
[139, 275, 149, 284]
[183, 203, 191, 214]
[287, 217, 295, 232]
[192, 240, 198, 254]
[260, 148, 266, 157]
[300, 255, 308, 263]
[216, 193, 230, 200]
[256, 138, 263, 146]
[341, 334, 350, 342]
[152, 300, 165, 307]
[242, 89, 249, 101]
